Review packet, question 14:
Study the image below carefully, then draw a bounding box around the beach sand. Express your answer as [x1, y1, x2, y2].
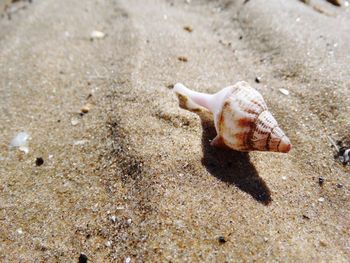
[0, 0, 349, 261]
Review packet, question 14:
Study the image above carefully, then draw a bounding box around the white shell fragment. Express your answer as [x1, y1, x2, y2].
[19, 146, 29, 154]
[71, 117, 80, 126]
[90, 30, 106, 39]
[73, 140, 88, 146]
[279, 88, 290, 96]
[174, 82, 292, 153]
[10, 132, 29, 147]
[318, 197, 325, 202]
[10, 132, 30, 153]
[110, 215, 117, 223]
[111, 216, 117, 223]
[339, 149, 350, 163]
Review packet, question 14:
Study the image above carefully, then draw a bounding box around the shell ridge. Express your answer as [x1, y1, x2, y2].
[265, 131, 272, 151]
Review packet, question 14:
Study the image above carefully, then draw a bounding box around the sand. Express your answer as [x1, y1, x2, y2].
[0, 0, 349, 262]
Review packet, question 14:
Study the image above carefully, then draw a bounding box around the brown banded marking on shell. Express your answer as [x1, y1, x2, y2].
[218, 98, 256, 151]
[251, 110, 278, 151]
[217, 82, 289, 152]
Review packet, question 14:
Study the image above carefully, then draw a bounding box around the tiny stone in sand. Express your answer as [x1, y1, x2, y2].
[218, 236, 226, 243]
[81, 104, 91, 114]
[71, 117, 80, 126]
[79, 253, 88, 263]
[178, 56, 188, 62]
[90, 30, 106, 40]
[318, 197, 325, 202]
[279, 88, 290, 96]
[183, 25, 193, 32]
[35, 157, 44, 166]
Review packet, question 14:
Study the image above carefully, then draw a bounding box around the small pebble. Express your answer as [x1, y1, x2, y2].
[339, 148, 350, 164]
[302, 214, 310, 220]
[73, 140, 88, 146]
[318, 177, 324, 186]
[127, 218, 132, 225]
[336, 183, 343, 188]
[35, 157, 44, 166]
[81, 104, 91, 114]
[326, 0, 341, 6]
[16, 228, 23, 235]
[105, 241, 112, 247]
[178, 56, 188, 62]
[71, 117, 80, 126]
[318, 197, 325, 202]
[320, 240, 327, 247]
[110, 215, 117, 223]
[125, 257, 131, 263]
[279, 88, 290, 96]
[218, 236, 226, 243]
[19, 146, 29, 154]
[183, 25, 193, 32]
[79, 253, 88, 263]
[90, 30, 106, 40]
[255, 77, 261, 83]
[92, 203, 99, 212]
[282, 176, 287, 180]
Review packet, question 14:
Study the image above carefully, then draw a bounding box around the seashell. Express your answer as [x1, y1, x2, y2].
[173, 81, 292, 153]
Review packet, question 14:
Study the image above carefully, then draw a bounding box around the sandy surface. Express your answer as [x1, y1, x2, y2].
[0, 0, 349, 262]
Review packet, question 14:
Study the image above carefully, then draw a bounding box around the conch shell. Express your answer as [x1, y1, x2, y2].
[173, 81, 292, 153]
